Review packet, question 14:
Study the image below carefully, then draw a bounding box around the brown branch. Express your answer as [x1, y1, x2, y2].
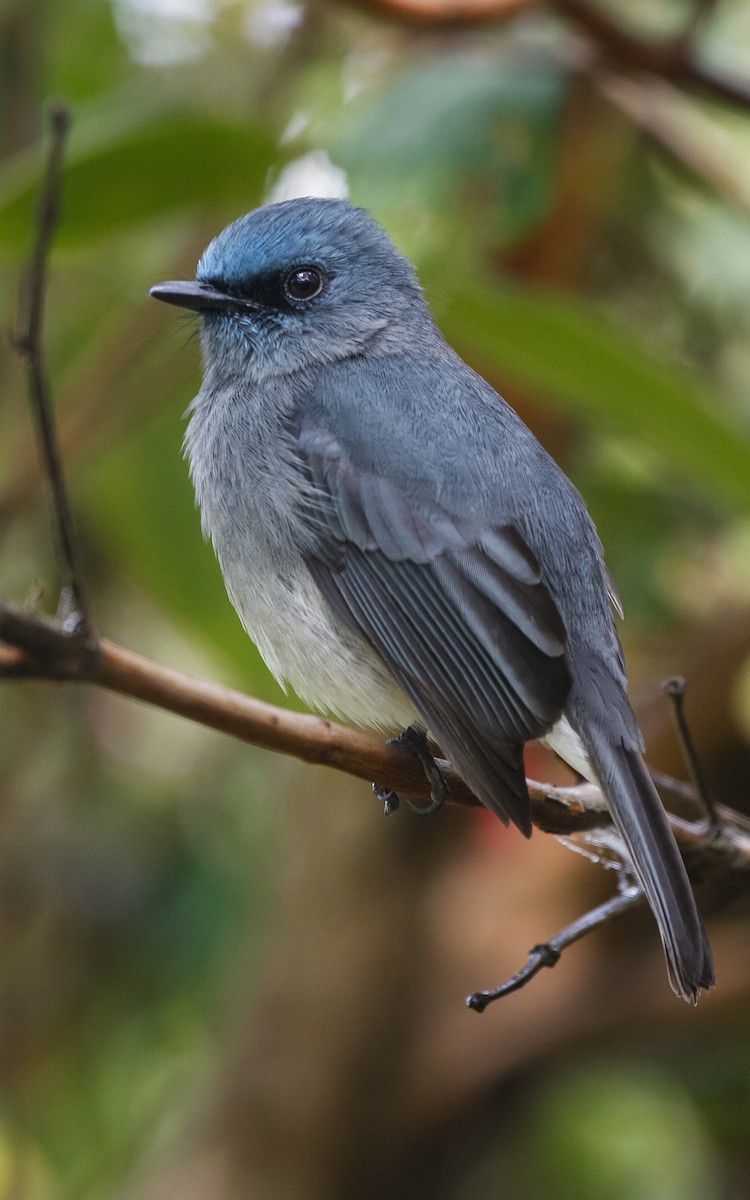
[557, 0, 750, 112]
[348, 0, 750, 112]
[554, 0, 696, 79]
[5, 598, 749, 884]
[5, 601, 750, 1004]
[347, 0, 532, 28]
[12, 103, 90, 635]
[0, 599, 611, 833]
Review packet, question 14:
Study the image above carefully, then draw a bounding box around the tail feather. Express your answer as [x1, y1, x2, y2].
[583, 727, 714, 1001]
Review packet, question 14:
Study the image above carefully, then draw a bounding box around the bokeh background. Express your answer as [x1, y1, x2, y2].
[2, 0, 750, 1196]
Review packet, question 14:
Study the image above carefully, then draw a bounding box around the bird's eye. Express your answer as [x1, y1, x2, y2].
[284, 266, 326, 303]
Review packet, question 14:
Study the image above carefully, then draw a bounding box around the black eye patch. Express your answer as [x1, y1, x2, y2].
[209, 266, 330, 313]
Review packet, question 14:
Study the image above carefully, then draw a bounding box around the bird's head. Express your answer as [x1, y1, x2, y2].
[150, 197, 431, 380]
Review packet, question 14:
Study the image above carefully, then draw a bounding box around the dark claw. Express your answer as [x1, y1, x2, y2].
[372, 782, 400, 815]
[372, 725, 447, 817]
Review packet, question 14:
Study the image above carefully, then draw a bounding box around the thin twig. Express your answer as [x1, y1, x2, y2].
[663, 676, 720, 836]
[466, 886, 644, 1010]
[649, 766, 698, 807]
[12, 103, 91, 636]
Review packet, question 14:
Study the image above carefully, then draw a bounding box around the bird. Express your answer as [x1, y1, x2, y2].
[149, 196, 714, 1001]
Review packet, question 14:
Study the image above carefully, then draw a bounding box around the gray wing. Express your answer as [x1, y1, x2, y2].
[297, 424, 571, 834]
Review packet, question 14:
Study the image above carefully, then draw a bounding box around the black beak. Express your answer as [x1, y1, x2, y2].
[148, 279, 259, 313]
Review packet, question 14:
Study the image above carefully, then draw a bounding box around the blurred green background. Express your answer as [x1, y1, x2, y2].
[2, 0, 750, 1196]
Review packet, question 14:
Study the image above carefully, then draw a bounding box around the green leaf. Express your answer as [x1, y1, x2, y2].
[438, 280, 750, 510]
[0, 109, 275, 251]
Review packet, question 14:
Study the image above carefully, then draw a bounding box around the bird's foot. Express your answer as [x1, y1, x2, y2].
[372, 782, 401, 815]
[372, 724, 447, 816]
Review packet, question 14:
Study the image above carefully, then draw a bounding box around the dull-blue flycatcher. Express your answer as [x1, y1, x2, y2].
[150, 197, 713, 1001]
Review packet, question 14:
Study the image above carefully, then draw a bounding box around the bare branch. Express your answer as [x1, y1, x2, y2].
[466, 743, 750, 1006]
[466, 886, 644, 1010]
[0, 599, 613, 830]
[4, 603, 749, 1005]
[4, 598, 749, 899]
[347, 0, 750, 113]
[12, 103, 91, 636]
[345, 0, 532, 30]
[663, 675, 720, 835]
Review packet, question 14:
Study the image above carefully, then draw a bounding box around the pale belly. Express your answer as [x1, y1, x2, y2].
[222, 556, 417, 732]
[221, 551, 592, 776]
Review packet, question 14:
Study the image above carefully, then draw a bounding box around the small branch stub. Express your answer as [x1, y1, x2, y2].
[663, 675, 720, 837]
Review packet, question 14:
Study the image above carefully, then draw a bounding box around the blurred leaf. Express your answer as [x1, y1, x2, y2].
[513, 1062, 719, 1200]
[0, 1123, 52, 1200]
[0, 109, 275, 250]
[438, 279, 750, 510]
[11, 764, 275, 1200]
[573, 449, 718, 627]
[336, 51, 567, 243]
[46, 0, 130, 103]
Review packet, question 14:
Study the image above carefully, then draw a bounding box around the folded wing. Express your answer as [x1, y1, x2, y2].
[298, 423, 572, 833]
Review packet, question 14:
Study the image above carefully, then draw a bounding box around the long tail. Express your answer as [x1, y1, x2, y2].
[583, 726, 714, 1001]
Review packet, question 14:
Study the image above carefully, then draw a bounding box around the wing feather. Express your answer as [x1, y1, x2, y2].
[299, 423, 571, 830]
